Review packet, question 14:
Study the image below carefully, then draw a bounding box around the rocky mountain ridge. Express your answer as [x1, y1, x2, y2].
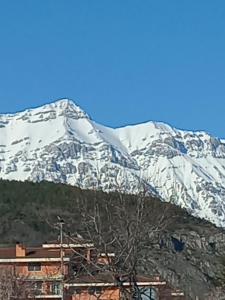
[0, 99, 225, 227]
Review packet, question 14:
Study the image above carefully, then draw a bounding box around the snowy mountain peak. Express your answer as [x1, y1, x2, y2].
[38, 98, 90, 120]
[0, 99, 225, 227]
[0, 99, 89, 124]
[54, 98, 75, 106]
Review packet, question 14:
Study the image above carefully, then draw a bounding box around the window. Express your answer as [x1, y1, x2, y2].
[89, 287, 102, 295]
[32, 282, 42, 295]
[52, 282, 62, 295]
[28, 262, 41, 271]
[139, 287, 157, 300]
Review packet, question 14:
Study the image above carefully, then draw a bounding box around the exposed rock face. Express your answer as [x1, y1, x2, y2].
[1, 99, 225, 226]
[140, 227, 225, 299]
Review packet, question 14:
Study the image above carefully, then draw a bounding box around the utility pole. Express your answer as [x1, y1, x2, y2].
[59, 219, 64, 275]
[58, 217, 65, 300]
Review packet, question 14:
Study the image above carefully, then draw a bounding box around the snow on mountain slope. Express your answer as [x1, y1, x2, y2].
[0, 99, 225, 227]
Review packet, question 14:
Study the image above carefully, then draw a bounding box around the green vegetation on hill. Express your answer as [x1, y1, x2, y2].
[0, 179, 211, 244]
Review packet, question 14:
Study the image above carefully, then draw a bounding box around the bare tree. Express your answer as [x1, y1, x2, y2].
[0, 267, 39, 300]
[66, 186, 175, 300]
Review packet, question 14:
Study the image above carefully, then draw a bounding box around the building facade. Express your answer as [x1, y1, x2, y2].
[0, 241, 185, 300]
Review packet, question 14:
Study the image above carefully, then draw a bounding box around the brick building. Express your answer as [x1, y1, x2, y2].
[0, 240, 185, 300]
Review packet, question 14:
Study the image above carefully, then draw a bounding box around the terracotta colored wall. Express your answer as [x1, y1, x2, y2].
[72, 287, 120, 300]
[0, 261, 68, 279]
[0, 263, 14, 271]
[0, 263, 63, 297]
[16, 262, 63, 278]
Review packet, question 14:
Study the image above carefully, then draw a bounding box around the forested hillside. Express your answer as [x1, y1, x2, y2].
[0, 179, 225, 299]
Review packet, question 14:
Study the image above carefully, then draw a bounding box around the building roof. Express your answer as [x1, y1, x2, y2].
[66, 272, 166, 286]
[0, 244, 87, 260]
[0, 247, 62, 259]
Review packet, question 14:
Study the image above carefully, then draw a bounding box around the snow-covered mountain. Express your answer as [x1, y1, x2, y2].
[1, 99, 225, 227]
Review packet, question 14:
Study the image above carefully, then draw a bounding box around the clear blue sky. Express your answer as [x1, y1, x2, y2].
[0, 1, 225, 138]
